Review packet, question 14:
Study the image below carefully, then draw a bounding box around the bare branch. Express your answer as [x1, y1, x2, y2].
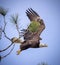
[0, 26, 2, 39]
[2, 16, 11, 41]
[16, 24, 20, 38]
[0, 16, 13, 52]
[0, 42, 13, 52]
[0, 44, 15, 60]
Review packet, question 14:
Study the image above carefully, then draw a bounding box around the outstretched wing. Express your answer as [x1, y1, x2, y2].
[26, 8, 40, 22]
[24, 8, 45, 40]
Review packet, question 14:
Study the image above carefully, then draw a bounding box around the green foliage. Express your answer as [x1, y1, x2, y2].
[0, 7, 8, 16]
[28, 21, 40, 32]
[10, 14, 19, 24]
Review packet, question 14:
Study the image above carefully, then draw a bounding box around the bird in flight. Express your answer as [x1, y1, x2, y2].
[0, 8, 48, 56]
[15, 8, 48, 55]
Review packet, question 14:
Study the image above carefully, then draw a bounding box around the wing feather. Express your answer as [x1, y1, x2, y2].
[24, 8, 45, 40]
[26, 8, 40, 21]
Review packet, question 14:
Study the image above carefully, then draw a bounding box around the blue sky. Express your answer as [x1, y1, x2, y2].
[0, 0, 60, 65]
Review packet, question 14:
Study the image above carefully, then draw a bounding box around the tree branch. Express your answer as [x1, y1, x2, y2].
[0, 43, 13, 52]
[0, 44, 15, 60]
[16, 24, 20, 38]
[0, 16, 14, 52]
[2, 16, 11, 41]
[0, 26, 2, 39]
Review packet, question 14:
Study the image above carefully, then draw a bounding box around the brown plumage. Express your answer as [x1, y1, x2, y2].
[24, 8, 45, 40]
[19, 8, 45, 52]
[16, 8, 48, 55]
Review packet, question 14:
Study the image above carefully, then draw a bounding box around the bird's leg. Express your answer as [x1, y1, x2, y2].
[39, 43, 48, 48]
[16, 49, 21, 55]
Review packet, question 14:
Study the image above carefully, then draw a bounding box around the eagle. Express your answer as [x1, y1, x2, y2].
[0, 8, 48, 60]
[14, 8, 48, 55]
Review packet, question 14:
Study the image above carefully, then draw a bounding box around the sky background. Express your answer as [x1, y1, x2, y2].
[0, 0, 60, 65]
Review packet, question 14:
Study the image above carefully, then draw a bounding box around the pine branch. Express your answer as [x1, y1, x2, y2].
[0, 7, 8, 16]
[10, 14, 21, 38]
[16, 24, 20, 38]
[0, 14, 13, 52]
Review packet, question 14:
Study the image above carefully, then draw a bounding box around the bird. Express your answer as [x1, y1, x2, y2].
[14, 8, 47, 55]
[0, 8, 48, 61]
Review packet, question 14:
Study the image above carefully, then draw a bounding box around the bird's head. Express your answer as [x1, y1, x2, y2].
[39, 43, 48, 48]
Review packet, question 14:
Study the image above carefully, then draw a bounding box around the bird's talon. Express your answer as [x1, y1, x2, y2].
[16, 50, 21, 55]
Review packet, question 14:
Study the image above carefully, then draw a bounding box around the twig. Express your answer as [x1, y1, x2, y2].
[10, 14, 21, 38]
[1, 44, 15, 59]
[2, 16, 11, 41]
[0, 16, 13, 52]
[16, 24, 20, 38]
[0, 43, 13, 52]
[0, 7, 16, 60]
[0, 26, 2, 39]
